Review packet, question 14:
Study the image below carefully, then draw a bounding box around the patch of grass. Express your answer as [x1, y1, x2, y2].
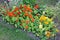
[0, 24, 34, 40]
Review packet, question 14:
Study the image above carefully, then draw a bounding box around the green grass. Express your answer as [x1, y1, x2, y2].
[0, 24, 34, 40]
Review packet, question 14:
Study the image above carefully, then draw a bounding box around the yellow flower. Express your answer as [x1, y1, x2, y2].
[52, 34, 55, 37]
[45, 31, 51, 37]
[47, 18, 53, 22]
[40, 15, 47, 22]
[39, 23, 43, 29]
[56, 29, 59, 32]
[44, 21, 49, 24]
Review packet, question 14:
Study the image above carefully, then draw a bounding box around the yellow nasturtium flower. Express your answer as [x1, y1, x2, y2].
[40, 15, 47, 22]
[52, 34, 55, 37]
[39, 23, 43, 29]
[44, 21, 49, 24]
[48, 18, 53, 22]
[45, 31, 51, 37]
[56, 29, 59, 32]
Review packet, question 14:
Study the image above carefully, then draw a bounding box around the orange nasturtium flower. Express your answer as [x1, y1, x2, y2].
[25, 26, 29, 29]
[40, 15, 47, 22]
[26, 6, 31, 11]
[13, 7, 19, 12]
[28, 14, 33, 18]
[31, 18, 35, 22]
[17, 12, 21, 15]
[34, 4, 39, 9]
[45, 31, 51, 37]
[23, 4, 27, 9]
[29, 9, 33, 13]
[26, 20, 30, 24]
[7, 11, 14, 17]
[24, 11, 29, 16]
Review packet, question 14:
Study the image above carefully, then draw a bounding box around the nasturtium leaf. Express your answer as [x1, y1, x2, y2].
[17, 22, 20, 26]
[11, 17, 16, 22]
[22, 23, 26, 27]
[34, 10, 38, 14]
[31, 23, 33, 27]
[32, 31, 35, 33]
[5, 16, 10, 21]
[19, 17, 24, 20]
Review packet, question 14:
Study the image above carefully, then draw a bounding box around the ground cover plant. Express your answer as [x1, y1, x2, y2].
[0, 0, 59, 40]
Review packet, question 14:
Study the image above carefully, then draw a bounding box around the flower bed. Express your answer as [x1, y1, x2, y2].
[0, 0, 59, 40]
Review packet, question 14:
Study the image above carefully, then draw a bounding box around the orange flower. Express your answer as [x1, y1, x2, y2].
[34, 4, 39, 9]
[26, 6, 31, 11]
[24, 11, 29, 16]
[13, 7, 19, 12]
[8, 12, 14, 17]
[23, 4, 27, 9]
[29, 14, 33, 18]
[45, 31, 51, 37]
[25, 26, 29, 29]
[26, 20, 29, 24]
[31, 18, 35, 22]
[29, 9, 33, 13]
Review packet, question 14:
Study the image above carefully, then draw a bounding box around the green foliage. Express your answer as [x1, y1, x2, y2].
[23, 0, 36, 5]
[0, 0, 58, 40]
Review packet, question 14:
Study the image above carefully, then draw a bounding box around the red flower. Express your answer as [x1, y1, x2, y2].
[17, 12, 21, 15]
[8, 12, 14, 17]
[13, 14, 17, 17]
[13, 7, 19, 12]
[34, 4, 39, 9]
[23, 4, 27, 9]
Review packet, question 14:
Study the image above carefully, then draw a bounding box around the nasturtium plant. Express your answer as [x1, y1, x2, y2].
[0, 0, 59, 40]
